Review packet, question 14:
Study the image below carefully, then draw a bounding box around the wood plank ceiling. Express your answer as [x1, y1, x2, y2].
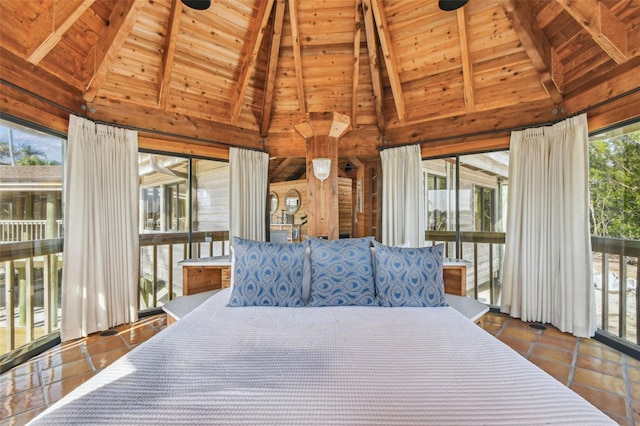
[1, 0, 639, 182]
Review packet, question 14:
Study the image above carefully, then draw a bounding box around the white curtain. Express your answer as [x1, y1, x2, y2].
[229, 147, 269, 242]
[501, 113, 596, 337]
[61, 115, 139, 341]
[380, 144, 425, 247]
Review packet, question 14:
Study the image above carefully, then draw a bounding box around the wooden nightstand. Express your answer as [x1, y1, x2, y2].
[443, 258, 472, 296]
[179, 255, 231, 296]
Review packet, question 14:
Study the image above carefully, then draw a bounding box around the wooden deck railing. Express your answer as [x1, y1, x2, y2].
[0, 220, 64, 242]
[1, 230, 636, 359]
[426, 231, 640, 346]
[0, 231, 229, 357]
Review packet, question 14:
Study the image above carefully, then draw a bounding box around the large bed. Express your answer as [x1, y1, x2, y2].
[30, 238, 614, 425]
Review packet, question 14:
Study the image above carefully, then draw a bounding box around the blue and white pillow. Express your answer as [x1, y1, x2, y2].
[228, 237, 305, 307]
[373, 242, 448, 307]
[308, 237, 375, 306]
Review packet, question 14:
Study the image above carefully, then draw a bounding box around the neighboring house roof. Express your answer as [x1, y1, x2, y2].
[0, 166, 62, 191]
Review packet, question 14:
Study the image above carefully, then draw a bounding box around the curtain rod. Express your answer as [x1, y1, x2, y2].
[0, 79, 267, 153]
[378, 86, 640, 151]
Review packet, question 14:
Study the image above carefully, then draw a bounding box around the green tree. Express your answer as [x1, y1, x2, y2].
[589, 131, 640, 240]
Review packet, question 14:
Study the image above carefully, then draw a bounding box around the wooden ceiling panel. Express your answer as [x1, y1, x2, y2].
[1, 0, 639, 156]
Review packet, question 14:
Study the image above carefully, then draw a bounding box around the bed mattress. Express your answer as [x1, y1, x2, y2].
[29, 288, 614, 425]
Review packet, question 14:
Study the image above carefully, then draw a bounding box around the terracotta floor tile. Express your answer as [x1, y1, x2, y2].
[605, 412, 630, 426]
[2, 405, 47, 426]
[578, 341, 624, 363]
[569, 382, 628, 420]
[497, 335, 531, 356]
[83, 334, 127, 356]
[632, 400, 640, 425]
[39, 358, 93, 385]
[481, 322, 502, 335]
[0, 387, 46, 418]
[141, 314, 167, 329]
[630, 378, 640, 400]
[119, 327, 158, 346]
[530, 344, 574, 365]
[36, 344, 86, 370]
[536, 333, 578, 352]
[45, 371, 95, 405]
[90, 347, 131, 370]
[482, 312, 509, 325]
[528, 355, 571, 384]
[500, 325, 539, 342]
[626, 355, 640, 369]
[541, 325, 578, 341]
[0, 360, 39, 381]
[506, 318, 541, 331]
[0, 371, 40, 397]
[572, 367, 626, 397]
[628, 365, 640, 383]
[576, 354, 624, 379]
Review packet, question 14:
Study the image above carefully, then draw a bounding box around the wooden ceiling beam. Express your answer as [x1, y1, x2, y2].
[351, 1, 363, 128]
[28, 0, 95, 65]
[361, 0, 384, 133]
[555, 0, 628, 64]
[261, 0, 286, 137]
[84, 0, 145, 102]
[270, 157, 292, 181]
[369, 0, 406, 123]
[158, 0, 182, 111]
[456, 8, 475, 113]
[497, 0, 564, 103]
[230, 0, 275, 124]
[288, 0, 307, 115]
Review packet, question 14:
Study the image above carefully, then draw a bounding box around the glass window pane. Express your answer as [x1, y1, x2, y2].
[589, 121, 640, 344]
[0, 118, 65, 357]
[457, 152, 509, 304]
[423, 158, 457, 256]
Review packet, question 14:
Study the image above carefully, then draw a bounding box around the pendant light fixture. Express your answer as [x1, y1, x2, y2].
[438, 0, 468, 11]
[181, 0, 211, 10]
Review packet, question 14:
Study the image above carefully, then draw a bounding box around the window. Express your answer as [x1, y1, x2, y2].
[138, 153, 230, 309]
[589, 120, 640, 345]
[426, 173, 448, 231]
[0, 117, 65, 357]
[474, 186, 495, 232]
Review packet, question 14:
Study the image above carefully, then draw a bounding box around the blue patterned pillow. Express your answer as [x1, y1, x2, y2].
[373, 242, 448, 307]
[228, 237, 305, 307]
[308, 237, 375, 306]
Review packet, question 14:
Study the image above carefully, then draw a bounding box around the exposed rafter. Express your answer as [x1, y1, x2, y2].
[361, 0, 384, 133]
[270, 157, 292, 180]
[261, 0, 286, 137]
[498, 0, 564, 103]
[555, 0, 628, 65]
[230, 0, 275, 124]
[28, 0, 95, 65]
[84, 0, 145, 102]
[351, 0, 363, 128]
[368, 0, 406, 122]
[158, 0, 183, 110]
[287, 0, 307, 115]
[456, 8, 475, 113]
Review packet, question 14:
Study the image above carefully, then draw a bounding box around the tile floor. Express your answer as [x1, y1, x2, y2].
[1, 311, 639, 425]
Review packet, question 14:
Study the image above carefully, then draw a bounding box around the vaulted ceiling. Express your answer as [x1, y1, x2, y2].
[1, 0, 639, 180]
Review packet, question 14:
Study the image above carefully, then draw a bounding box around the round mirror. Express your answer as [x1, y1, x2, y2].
[268, 192, 279, 215]
[284, 189, 301, 214]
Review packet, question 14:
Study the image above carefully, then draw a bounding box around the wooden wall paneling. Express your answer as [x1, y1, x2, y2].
[338, 177, 353, 238]
[306, 135, 339, 239]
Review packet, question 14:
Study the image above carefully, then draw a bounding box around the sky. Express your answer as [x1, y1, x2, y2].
[0, 119, 64, 164]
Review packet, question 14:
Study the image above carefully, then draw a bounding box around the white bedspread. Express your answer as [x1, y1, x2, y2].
[30, 289, 614, 425]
